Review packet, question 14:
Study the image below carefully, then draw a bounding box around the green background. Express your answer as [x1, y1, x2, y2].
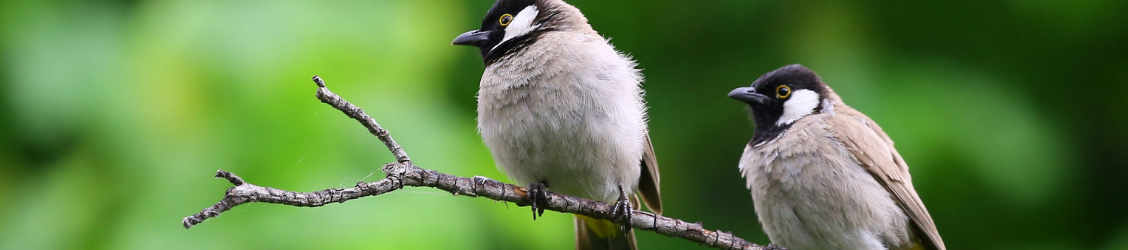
[2, 0, 1126, 249]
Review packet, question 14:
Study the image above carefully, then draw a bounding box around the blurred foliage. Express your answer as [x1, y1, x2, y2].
[1, 0, 1126, 249]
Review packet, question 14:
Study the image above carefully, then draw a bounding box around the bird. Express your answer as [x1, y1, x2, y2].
[727, 64, 945, 250]
[451, 0, 662, 249]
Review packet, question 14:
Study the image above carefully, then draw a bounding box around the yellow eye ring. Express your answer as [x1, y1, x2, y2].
[499, 14, 514, 26]
[776, 85, 791, 99]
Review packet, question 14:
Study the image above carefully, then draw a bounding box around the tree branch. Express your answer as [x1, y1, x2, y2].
[312, 76, 411, 164]
[181, 76, 782, 250]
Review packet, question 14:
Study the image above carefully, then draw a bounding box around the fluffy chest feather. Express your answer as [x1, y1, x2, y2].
[476, 31, 645, 202]
[739, 114, 911, 250]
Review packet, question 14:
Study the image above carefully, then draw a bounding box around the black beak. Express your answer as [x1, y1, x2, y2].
[728, 87, 769, 105]
[452, 30, 491, 46]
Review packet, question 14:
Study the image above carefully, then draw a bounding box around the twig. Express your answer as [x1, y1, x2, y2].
[312, 76, 410, 164]
[181, 76, 782, 250]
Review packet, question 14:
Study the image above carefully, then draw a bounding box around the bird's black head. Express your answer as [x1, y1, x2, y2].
[728, 64, 830, 145]
[452, 0, 557, 65]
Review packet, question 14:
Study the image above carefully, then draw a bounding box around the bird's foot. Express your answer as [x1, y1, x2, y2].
[528, 182, 548, 220]
[612, 185, 633, 232]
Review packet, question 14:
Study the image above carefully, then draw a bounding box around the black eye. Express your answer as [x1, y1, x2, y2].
[499, 14, 513, 26]
[776, 85, 791, 99]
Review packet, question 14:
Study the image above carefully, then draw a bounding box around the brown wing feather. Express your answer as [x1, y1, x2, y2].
[636, 133, 662, 214]
[830, 107, 945, 250]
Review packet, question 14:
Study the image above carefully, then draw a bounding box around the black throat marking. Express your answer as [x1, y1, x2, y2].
[483, 27, 555, 66]
[749, 106, 794, 147]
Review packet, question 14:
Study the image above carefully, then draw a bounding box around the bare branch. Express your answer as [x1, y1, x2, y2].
[312, 75, 410, 164]
[181, 76, 782, 250]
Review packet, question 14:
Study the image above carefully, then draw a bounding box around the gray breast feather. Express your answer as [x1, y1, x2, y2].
[740, 114, 911, 250]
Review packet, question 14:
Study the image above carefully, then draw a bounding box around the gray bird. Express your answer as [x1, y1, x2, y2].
[452, 0, 662, 249]
[728, 65, 945, 250]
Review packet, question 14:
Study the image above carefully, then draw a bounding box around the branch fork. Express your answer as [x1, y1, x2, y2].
[181, 75, 782, 250]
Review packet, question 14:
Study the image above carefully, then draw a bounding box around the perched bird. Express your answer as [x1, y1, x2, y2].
[452, 0, 662, 249]
[728, 65, 945, 250]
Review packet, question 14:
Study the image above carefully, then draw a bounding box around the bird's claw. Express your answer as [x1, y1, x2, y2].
[528, 182, 548, 220]
[612, 185, 633, 232]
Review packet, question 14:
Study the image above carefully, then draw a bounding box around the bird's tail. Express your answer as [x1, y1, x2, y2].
[574, 215, 636, 250]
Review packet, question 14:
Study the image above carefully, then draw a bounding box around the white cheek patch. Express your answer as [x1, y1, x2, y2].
[776, 89, 820, 126]
[495, 6, 540, 50]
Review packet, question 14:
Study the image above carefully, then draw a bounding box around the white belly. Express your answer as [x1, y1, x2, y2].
[477, 83, 643, 202]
